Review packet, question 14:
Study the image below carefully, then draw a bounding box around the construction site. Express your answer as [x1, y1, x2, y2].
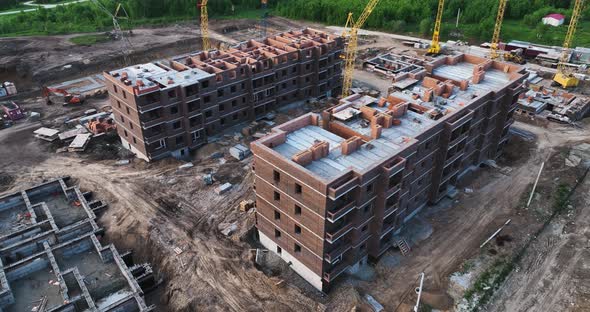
[1, 0, 590, 311]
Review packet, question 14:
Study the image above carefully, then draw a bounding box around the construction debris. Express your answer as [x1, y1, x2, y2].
[239, 199, 255, 212]
[68, 133, 92, 152]
[202, 174, 214, 186]
[365, 294, 384, 312]
[218, 222, 238, 236]
[33, 127, 60, 142]
[480, 219, 512, 248]
[229, 144, 251, 161]
[215, 182, 232, 195]
[58, 127, 89, 141]
[29, 111, 41, 121]
[178, 163, 194, 170]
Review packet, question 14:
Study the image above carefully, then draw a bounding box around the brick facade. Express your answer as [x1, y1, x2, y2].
[252, 54, 528, 291]
[104, 29, 344, 161]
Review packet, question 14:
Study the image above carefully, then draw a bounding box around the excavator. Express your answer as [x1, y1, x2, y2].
[503, 48, 525, 65]
[43, 87, 85, 106]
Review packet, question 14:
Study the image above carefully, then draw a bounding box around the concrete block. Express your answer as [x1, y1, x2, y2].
[215, 183, 232, 195]
[229, 144, 251, 161]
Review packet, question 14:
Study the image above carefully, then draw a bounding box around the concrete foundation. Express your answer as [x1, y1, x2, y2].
[0, 178, 155, 311]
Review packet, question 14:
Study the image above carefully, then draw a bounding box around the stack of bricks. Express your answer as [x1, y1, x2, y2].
[341, 136, 363, 155]
[472, 65, 486, 84]
[292, 140, 330, 165]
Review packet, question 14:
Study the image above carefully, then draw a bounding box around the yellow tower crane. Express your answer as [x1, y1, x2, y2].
[490, 0, 507, 60]
[427, 0, 445, 55]
[198, 0, 211, 51]
[341, 0, 381, 97]
[554, 0, 585, 88]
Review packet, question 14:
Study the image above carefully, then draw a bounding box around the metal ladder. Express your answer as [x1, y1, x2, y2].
[397, 237, 411, 256]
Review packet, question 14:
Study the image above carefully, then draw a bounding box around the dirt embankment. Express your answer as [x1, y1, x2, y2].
[0, 16, 312, 91]
[0, 28, 201, 90]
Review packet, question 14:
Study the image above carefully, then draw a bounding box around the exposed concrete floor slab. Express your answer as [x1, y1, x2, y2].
[6, 263, 62, 312]
[54, 249, 129, 303]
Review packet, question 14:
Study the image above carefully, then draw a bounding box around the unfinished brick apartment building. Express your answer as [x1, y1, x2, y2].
[103, 29, 343, 161]
[251, 53, 528, 291]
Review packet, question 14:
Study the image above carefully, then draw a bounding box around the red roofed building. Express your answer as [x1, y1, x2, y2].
[542, 13, 565, 27]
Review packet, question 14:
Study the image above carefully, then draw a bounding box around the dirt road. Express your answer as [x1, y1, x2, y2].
[487, 174, 590, 312]
[485, 126, 590, 311]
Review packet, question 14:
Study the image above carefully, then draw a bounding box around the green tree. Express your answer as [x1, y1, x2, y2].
[419, 18, 431, 36]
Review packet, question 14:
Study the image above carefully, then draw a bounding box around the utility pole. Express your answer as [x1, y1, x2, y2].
[456, 8, 461, 28]
[414, 272, 425, 312]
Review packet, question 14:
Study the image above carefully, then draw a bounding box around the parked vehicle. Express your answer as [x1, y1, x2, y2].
[0, 101, 25, 121]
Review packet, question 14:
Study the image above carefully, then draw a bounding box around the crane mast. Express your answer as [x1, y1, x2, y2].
[490, 0, 507, 60]
[90, 1, 132, 65]
[427, 0, 445, 55]
[261, 0, 269, 39]
[198, 0, 211, 51]
[341, 0, 381, 97]
[554, 0, 584, 88]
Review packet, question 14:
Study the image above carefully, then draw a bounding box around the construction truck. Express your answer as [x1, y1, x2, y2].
[503, 48, 525, 64]
[43, 87, 85, 106]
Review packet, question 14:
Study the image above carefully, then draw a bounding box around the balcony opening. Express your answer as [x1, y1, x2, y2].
[273, 170, 280, 183]
[366, 183, 374, 196]
[363, 203, 373, 215]
[389, 172, 403, 189]
[274, 229, 281, 238]
[294, 244, 301, 253]
[294, 224, 301, 235]
[186, 84, 199, 97]
[294, 205, 302, 215]
[386, 193, 399, 209]
[274, 210, 280, 220]
[276, 246, 282, 255]
[274, 191, 280, 201]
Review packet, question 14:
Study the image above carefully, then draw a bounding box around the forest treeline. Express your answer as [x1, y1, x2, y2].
[0, 0, 589, 42]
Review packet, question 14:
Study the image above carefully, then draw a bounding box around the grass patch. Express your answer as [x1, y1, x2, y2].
[0, 4, 34, 13]
[459, 259, 476, 274]
[552, 183, 571, 213]
[216, 8, 266, 20]
[461, 174, 584, 311]
[69, 33, 111, 46]
[439, 19, 590, 47]
[463, 258, 513, 311]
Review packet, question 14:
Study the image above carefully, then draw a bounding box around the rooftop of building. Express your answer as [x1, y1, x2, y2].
[105, 28, 341, 95]
[517, 84, 590, 116]
[254, 53, 526, 182]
